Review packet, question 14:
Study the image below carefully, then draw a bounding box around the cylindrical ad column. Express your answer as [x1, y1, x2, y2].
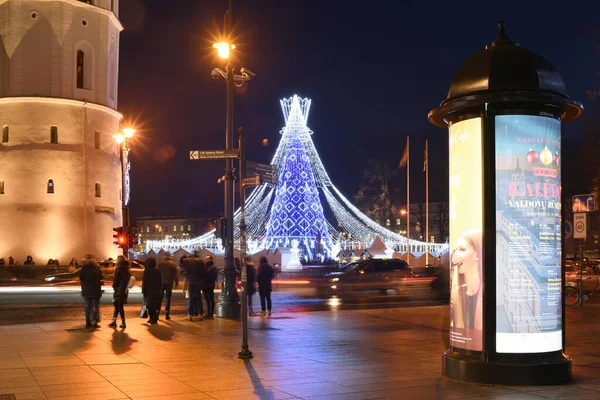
[429, 22, 583, 385]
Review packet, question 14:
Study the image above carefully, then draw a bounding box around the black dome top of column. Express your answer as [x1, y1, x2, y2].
[429, 22, 583, 127]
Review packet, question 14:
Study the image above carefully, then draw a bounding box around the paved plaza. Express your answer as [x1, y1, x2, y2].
[1, 302, 600, 400]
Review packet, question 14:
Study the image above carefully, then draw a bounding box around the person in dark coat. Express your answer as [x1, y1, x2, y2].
[245, 256, 257, 316]
[109, 257, 131, 329]
[158, 253, 179, 320]
[142, 257, 162, 324]
[79, 254, 103, 329]
[182, 252, 204, 321]
[257, 256, 275, 317]
[203, 256, 218, 319]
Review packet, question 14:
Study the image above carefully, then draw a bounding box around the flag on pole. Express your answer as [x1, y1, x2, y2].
[423, 141, 428, 172]
[399, 138, 409, 168]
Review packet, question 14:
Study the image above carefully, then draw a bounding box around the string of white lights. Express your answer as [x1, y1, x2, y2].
[146, 95, 448, 256]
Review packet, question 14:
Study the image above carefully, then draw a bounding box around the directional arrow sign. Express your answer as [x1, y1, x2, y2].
[572, 194, 595, 213]
[190, 149, 239, 160]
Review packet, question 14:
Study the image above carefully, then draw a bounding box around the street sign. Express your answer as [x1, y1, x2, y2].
[572, 194, 595, 213]
[246, 160, 276, 174]
[190, 149, 239, 160]
[246, 160, 277, 184]
[565, 220, 573, 239]
[242, 176, 261, 187]
[573, 213, 587, 239]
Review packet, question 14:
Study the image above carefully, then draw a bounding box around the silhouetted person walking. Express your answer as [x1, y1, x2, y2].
[79, 254, 102, 329]
[142, 257, 162, 324]
[158, 252, 178, 320]
[109, 257, 130, 329]
[183, 252, 204, 321]
[203, 256, 217, 319]
[257, 256, 275, 317]
[246, 256, 257, 316]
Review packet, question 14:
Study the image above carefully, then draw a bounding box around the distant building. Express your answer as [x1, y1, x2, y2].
[374, 202, 449, 244]
[136, 214, 212, 250]
[0, 1, 124, 262]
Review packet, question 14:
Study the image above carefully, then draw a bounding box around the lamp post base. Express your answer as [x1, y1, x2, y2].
[216, 301, 241, 318]
[238, 347, 253, 360]
[442, 350, 571, 385]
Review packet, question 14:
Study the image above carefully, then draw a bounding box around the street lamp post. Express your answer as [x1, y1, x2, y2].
[113, 127, 135, 257]
[212, 3, 254, 318]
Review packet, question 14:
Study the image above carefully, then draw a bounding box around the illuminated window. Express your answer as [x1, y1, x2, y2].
[0, 180, 4, 194]
[173, 226, 177, 232]
[2, 126, 7, 143]
[396, 218, 401, 226]
[50, 126, 58, 144]
[95, 131, 100, 149]
[146, 226, 150, 233]
[95, 183, 101, 197]
[76, 50, 85, 89]
[386, 219, 391, 227]
[47, 179, 54, 194]
[180, 225, 184, 232]
[187, 225, 191, 231]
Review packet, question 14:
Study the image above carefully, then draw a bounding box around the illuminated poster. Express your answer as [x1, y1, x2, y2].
[449, 117, 483, 352]
[495, 115, 562, 354]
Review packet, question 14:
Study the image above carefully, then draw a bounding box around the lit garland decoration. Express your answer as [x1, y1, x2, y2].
[146, 95, 449, 258]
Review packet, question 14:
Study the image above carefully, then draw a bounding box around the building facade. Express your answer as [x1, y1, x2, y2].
[136, 214, 212, 251]
[0, 0, 124, 263]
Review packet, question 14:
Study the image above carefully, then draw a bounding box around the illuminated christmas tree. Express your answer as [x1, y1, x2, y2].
[265, 131, 330, 260]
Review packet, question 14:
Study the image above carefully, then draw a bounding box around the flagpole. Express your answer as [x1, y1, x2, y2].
[407, 136, 410, 266]
[425, 140, 429, 266]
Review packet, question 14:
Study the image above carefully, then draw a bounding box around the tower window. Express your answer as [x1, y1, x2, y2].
[47, 179, 54, 194]
[76, 50, 84, 89]
[95, 183, 101, 198]
[95, 130, 100, 149]
[50, 126, 58, 144]
[2, 126, 7, 143]
[0, 180, 4, 194]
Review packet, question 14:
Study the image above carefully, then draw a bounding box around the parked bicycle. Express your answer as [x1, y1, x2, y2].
[565, 277, 600, 306]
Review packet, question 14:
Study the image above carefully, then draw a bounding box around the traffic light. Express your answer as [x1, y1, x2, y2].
[215, 217, 225, 239]
[113, 226, 125, 248]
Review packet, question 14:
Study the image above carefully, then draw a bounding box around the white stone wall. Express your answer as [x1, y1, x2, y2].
[0, 0, 122, 107]
[0, 0, 124, 264]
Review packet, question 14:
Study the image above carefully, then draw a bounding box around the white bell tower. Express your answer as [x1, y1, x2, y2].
[0, 0, 126, 263]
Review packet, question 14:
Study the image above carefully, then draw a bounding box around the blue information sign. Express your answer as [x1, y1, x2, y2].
[572, 194, 595, 213]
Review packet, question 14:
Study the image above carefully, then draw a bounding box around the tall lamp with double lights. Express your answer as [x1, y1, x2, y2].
[113, 127, 135, 257]
[211, 4, 254, 318]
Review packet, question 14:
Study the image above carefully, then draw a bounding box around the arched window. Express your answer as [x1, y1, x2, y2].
[95, 183, 101, 197]
[2, 126, 8, 143]
[0, 180, 4, 194]
[47, 179, 54, 194]
[50, 126, 58, 144]
[76, 50, 84, 89]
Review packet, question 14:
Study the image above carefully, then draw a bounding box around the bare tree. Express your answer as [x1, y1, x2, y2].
[354, 159, 403, 225]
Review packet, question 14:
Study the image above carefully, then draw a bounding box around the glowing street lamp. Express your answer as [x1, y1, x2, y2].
[213, 42, 235, 59]
[211, 11, 254, 325]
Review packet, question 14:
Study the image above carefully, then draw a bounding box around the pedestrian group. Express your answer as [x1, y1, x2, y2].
[77, 252, 275, 329]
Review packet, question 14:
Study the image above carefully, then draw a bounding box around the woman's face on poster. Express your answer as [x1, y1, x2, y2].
[455, 236, 478, 275]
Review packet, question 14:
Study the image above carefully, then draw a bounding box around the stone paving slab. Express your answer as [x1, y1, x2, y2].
[0, 304, 599, 399]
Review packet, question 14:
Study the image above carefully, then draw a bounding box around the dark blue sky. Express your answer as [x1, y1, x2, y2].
[118, 0, 600, 219]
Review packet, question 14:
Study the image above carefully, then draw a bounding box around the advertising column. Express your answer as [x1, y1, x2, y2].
[449, 117, 483, 352]
[495, 115, 562, 354]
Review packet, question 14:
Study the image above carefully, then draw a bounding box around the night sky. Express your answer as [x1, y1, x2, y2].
[118, 0, 600, 220]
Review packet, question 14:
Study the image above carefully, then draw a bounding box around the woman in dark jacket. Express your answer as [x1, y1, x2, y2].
[109, 257, 131, 329]
[142, 257, 162, 324]
[257, 256, 275, 317]
[79, 255, 102, 329]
